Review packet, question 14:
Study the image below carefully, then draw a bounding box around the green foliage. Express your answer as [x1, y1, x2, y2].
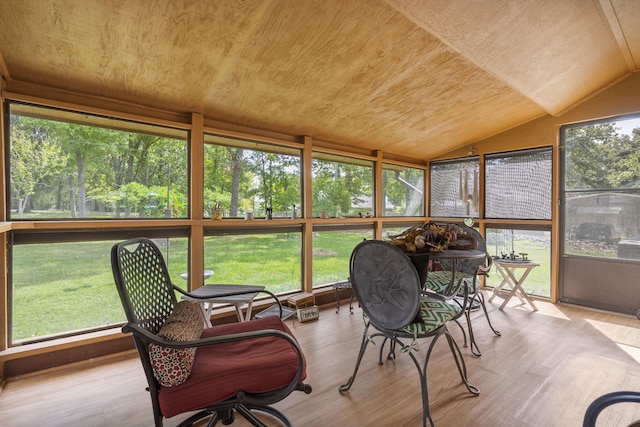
[383, 167, 424, 215]
[312, 159, 372, 216]
[10, 112, 188, 218]
[10, 117, 68, 217]
[565, 123, 640, 189]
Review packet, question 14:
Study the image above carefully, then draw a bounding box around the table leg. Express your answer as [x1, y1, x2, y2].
[245, 299, 254, 321]
[500, 268, 527, 306]
[491, 265, 538, 311]
[197, 302, 213, 328]
[488, 276, 507, 303]
[233, 304, 244, 322]
[498, 273, 522, 310]
[504, 267, 537, 310]
[489, 267, 512, 304]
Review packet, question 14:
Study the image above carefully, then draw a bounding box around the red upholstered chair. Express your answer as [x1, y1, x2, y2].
[111, 238, 311, 427]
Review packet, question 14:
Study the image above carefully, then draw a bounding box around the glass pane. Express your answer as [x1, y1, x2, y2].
[11, 237, 188, 343]
[430, 158, 479, 218]
[312, 228, 373, 287]
[9, 103, 188, 219]
[203, 135, 301, 219]
[383, 163, 424, 216]
[563, 118, 640, 259]
[312, 154, 374, 218]
[203, 234, 301, 294]
[485, 228, 551, 298]
[485, 148, 552, 219]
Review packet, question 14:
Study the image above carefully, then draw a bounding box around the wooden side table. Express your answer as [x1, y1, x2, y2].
[489, 259, 539, 311]
[286, 292, 318, 323]
[286, 292, 316, 311]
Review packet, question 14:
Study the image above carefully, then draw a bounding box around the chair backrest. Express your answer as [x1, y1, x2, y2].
[439, 225, 490, 276]
[111, 238, 177, 334]
[349, 240, 420, 330]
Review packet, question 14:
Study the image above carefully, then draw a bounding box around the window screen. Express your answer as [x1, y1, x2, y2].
[8, 102, 188, 220]
[430, 157, 479, 218]
[485, 148, 552, 220]
[382, 163, 424, 217]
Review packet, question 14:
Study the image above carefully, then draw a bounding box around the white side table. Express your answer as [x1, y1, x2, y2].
[182, 284, 265, 327]
[489, 259, 539, 311]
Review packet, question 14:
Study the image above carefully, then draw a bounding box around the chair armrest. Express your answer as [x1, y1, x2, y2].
[583, 391, 640, 427]
[123, 322, 300, 353]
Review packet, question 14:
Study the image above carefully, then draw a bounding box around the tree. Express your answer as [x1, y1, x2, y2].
[565, 123, 640, 190]
[312, 159, 371, 216]
[10, 117, 67, 217]
[229, 148, 243, 216]
[383, 168, 424, 215]
[203, 145, 244, 216]
[245, 150, 300, 215]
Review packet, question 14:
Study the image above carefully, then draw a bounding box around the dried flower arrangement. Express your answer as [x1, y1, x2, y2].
[386, 223, 477, 254]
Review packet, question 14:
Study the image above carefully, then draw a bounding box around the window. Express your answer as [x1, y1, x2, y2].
[562, 116, 640, 259]
[311, 226, 373, 287]
[485, 227, 551, 298]
[485, 148, 552, 220]
[204, 227, 302, 294]
[312, 153, 373, 218]
[382, 163, 424, 216]
[203, 134, 301, 219]
[8, 102, 188, 220]
[10, 231, 188, 344]
[430, 157, 479, 218]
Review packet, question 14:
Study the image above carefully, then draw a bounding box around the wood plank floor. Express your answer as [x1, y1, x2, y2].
[2, 293, 640, 426]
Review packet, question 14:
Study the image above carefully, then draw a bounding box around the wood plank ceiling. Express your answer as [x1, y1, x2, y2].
[0, 0, 638, 160]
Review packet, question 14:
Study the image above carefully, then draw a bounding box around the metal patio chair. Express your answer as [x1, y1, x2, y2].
[111, 237, 311, 427]
[339, 239, 479, 427]
[424, 225, 501, 356]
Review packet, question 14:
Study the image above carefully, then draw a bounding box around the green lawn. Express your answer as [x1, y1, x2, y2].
[11, 232, 367, 341]
[11, 231, 551, 342]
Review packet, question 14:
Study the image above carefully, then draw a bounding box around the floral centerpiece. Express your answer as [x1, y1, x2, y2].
[386, 222, 477, 254]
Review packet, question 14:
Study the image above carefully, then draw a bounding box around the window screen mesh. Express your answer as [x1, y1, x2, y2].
[485, 148, 552, 219]
[430, 157, 479, 217]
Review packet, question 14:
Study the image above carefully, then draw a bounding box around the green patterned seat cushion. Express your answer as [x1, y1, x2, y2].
[402, 296, 462, 335]
[424, 270, 474, 295]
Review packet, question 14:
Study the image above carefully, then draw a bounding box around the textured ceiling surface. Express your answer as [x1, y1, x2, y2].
[0, 0, 638, 160]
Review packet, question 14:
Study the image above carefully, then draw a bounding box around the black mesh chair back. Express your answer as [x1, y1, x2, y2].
[349, 239, 421, 331]
[427, 224, 500, 357]
[438, 225, 490, 279]
[112, 238, 176, 334]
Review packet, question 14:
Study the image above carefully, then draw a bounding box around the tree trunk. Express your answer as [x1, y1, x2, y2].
[56, 180, 63, 210]
[69, 175, 77, 218]
[17, 196, 29, 218]
[76, 150, 86, 218]
[230, 148, 243, 217]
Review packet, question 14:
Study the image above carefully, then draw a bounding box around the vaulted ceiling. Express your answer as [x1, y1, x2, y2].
[0, 0, 638, 160]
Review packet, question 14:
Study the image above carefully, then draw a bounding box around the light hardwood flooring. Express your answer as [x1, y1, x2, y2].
[2, 293, 640, 426]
